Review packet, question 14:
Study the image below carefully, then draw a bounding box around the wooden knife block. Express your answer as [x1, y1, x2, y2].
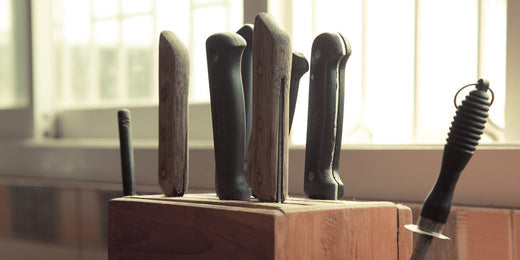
[108, 194, 412, 259]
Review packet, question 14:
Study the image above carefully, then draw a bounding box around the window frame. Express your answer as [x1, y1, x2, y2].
[0, 0, 518, 209]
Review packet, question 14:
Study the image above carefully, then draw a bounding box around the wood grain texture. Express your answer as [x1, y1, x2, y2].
[397, 204, 413, 260]
[514, 211, 520, 260]
[108, 194, 409, 259]
[464, 208, 512, 260]
[0, 185, 11, 236]
[245, 12, 292, 202]
[408, 203, 516, 259]
[158, 30, 189, 197]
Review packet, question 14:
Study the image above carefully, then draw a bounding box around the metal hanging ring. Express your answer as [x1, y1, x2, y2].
[453, 83, 495, 108]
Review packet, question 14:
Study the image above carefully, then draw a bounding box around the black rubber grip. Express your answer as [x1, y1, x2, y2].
[206, 32, 252, 201]
[421, 79, 490, 223]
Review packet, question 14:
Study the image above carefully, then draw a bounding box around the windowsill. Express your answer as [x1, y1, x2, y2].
[0, 138, 519, 208]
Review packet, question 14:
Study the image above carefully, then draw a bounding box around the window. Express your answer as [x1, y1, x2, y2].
[281, 0, 506, 145]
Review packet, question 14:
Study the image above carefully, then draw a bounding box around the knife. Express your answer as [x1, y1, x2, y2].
[304, 32, 351, 200]
[117, 109, 136, 196]
[289, 52, 309, 131]
[236, 24, 253, 150]
[206, 32, 252, 200]
[158, 30, 189, 197]
[405, 79, 492, 259]
[245, 13, 292, 202]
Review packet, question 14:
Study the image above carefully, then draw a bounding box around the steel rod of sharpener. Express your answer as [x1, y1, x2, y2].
[118, 109, 136, 196]
[411, 234, 433, 260]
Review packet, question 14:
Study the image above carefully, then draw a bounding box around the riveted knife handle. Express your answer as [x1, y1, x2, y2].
[237, 24, 253, 151]
[158, 31, 189, 197]
[117, 109, 136, 196]
[206, 33, 252, 201]
[289, 52, 309, 131]
[245, 13, 291, 202]
[304, 33, 347, 200]
[420, 79, 491, 223]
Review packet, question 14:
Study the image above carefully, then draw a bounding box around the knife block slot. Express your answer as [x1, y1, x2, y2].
[108, 194, 412, 259]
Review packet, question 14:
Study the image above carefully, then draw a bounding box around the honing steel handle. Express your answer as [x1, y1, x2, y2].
[206, 33, 252, 201]
[304, 32, 349, 200]
[237, 24, 253, 150]
[245, 13, 291, 202]
[289, 52, 309, 131]
[420, 79, 491, 224]
[158, 31, 189, 197]
[117, 109, 136, 196]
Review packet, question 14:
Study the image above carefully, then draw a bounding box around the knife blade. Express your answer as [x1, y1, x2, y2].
[206, 32, 252, 200]
[237, 24, 253, 150]
[117, 109, 136, 196]
[158, 30, 189, 197]
[304, 32, 351, 200]
[289, 52, 309, 131]
[245, 13, 292, 202]
[405, 79, 492, 259]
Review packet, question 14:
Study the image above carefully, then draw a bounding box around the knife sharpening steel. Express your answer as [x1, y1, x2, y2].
[108, 194, 412, 259]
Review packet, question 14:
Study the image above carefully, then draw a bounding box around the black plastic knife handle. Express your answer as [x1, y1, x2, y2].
[289, 52, 309, 131]
[206, 32, 252, 201]
[117, 109, 136, 196]
[304, 33, 347, 200]
[237, 24, 253, 151]
[420, 79, 491, 223]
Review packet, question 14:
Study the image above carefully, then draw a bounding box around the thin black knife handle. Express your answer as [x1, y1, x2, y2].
[237, 24, 253, 152]
[289, 52, 309, 131]
[117, 109, 136, 196]
[304, 33, 347, 200]
[206, 32, 252, 201]
[421, 79, 491, 223]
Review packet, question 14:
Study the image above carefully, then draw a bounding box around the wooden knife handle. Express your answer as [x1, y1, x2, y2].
[237, 24, 254, 151]
[304, 33, 347, 200]
[158, 31, 189, 197]
[206, 32, 252, 200]
[289, 52, 309, 131]
[245, 13, 292, 202]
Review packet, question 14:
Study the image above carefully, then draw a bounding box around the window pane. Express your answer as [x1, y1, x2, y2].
[291, 0, 504, 144]
[364, 0, 415, 143]
[0, 0, 24, 107]
[416, 0, 478, 143]
[52, 0, 243, 107]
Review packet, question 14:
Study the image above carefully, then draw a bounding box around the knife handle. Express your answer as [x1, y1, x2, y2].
[117, 109, 136, 196]
[158, 31, 189, 197]
[332, 34, 352, 199]
[245, 13, 291, 202]
[304, 32, 348, 200]
[289, 52, 309, 131]
[237, 24, 253, 151]
[206, 33, 252, 201]
[420, 79, 491, 223]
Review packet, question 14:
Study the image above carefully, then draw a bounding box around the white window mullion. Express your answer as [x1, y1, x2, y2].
[117, 0, 128, 103]
[89, 0, 100, 104]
